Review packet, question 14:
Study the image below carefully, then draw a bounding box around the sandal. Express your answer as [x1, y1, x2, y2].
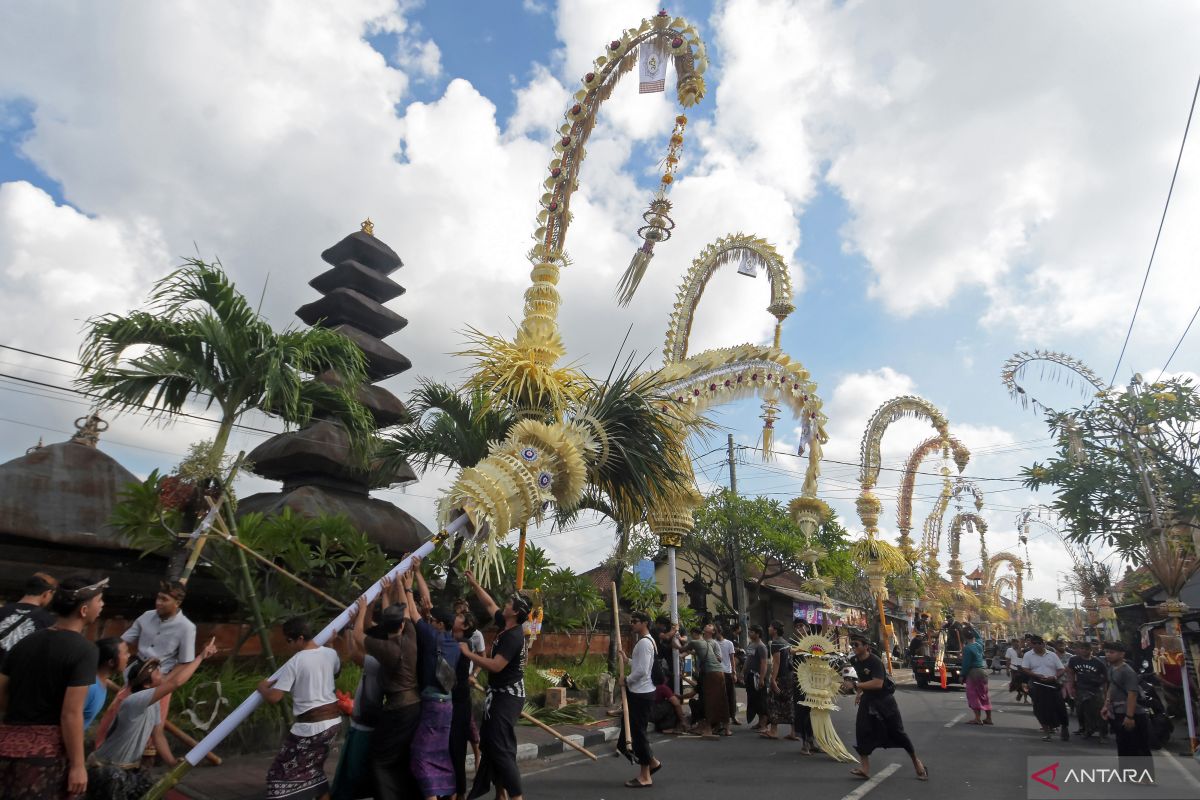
[758, 732, 778, 739]
[916, 764, 929, 781]
[850, 768, 870, 779]
[625, 779, 652, 788]
[965, 720, 983, 725]
[784, 734, 801, 740]
[650, 761, 663, 775]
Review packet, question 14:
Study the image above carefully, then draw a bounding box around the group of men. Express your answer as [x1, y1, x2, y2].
[0, 565, 534, 800]
[1000, 633, 1153, 767]
[0, 572, 217, 800]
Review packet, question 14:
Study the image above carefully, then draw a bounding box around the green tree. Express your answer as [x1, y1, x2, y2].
[1022, 598, 1073, 638]
[78, 259, 374, 467]
[1023, 376, 1200, 550]
[1024, 376, 1200, 603]
[112, 474, 390, 653]
[683, 492, 854, 614]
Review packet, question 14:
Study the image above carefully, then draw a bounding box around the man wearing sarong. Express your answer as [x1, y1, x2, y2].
[87, 637, 217, 799]
[846, 633, 928, 782]
[0, 575, 106, 800]
[406, 557, 461, 800]
[762, 620, 792, 741]
[1066, 641, 1107, 743]
[1019, 635, 1068, 741]
[351, 575, 419, 800]
[332, 584, 388, 800]
[460, 569, 529, 800]
[258, 617, 343, 800]
[96, 580, 195, 765]
[449, 610, 478, 800]
[714, 625, 738, 725]
[960, 629, 992, 725]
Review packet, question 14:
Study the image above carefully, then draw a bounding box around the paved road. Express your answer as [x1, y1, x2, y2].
[516, 674, 1200, 800]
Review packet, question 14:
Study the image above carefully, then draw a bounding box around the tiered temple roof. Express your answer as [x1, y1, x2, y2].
[239, 224, 431, 552]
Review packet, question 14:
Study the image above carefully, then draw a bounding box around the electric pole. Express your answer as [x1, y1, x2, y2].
[727, 434, 749, 648]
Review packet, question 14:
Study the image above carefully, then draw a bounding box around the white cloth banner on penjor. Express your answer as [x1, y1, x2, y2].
[639, 39, 667, 93]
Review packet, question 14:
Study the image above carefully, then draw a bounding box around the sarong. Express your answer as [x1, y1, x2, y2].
[85, 762, 155, 800]
[330, 725, 374, 800]
[469, 690, 523, 799]
[412, 695, 455, 798]
[265, 724, 340, 799]
[1029, 680, 1067, 730]
[854, 693, 914, 756]
[767, 673, 793, 725]
[0, 725, 67, 800]
[703, 671, 729, 728]
[965, 668, 991, 711]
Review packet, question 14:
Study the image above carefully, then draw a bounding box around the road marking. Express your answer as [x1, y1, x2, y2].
[838, 762, 900, 800]
[1163, 750, 1200, 790]
[944, 712, 966, 728]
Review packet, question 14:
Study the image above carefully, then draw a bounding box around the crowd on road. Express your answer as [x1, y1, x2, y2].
[0, 566, 533, 800]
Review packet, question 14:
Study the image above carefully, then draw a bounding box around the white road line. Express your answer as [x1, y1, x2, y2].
[944, 712, 966, 728]
[838, 762, 901, 800]
[1163, 750, 1200, 790]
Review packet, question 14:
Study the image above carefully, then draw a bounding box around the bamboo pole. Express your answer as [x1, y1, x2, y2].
[141, 520, 463, 800]
[179, 452, 245, 585]
[468, 678, 598, 761]
[611, 582, 633, 759]
[515, 524, 528, 590]
[208, 513, 345, 609]
[163, 720, 222, 766]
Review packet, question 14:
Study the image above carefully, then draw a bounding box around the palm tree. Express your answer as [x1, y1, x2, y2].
[377, 379, 519, 474]
[77, 258, 375, 466]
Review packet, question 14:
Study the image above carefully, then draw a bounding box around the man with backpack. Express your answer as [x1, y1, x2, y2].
[406, 557, 461, 800]
[618, 611, 662, 788]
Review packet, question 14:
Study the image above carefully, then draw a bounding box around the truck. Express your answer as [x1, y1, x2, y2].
[910, 630, 963, 689]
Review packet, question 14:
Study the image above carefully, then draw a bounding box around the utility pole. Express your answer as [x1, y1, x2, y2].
[727, 434, 749, 648]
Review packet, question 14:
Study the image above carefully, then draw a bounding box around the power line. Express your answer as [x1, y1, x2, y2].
[1109, 70, 1200, 386]
[738, 443, 1029, 482]
[1157, 298, 1200, 380]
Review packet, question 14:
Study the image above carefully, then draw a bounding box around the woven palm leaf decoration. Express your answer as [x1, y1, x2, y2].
[793, 634, 858, 763]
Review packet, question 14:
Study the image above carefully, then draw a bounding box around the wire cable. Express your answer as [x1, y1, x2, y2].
[1157, 298, 1200, 380]
[1109, 70, 1200, 386]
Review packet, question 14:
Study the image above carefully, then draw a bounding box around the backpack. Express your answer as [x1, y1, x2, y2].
[435, 646, 457, 694]
[646, 636, 667, 686]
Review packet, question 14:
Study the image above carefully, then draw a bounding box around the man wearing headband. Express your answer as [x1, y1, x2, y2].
[350, 573, 418, 799]
[0, 574, 107, 798]
[846, 633, 928, 781]
[460, 569, 529, 800]
[97, 580, 196, 763]
[88, 636, 217, 798]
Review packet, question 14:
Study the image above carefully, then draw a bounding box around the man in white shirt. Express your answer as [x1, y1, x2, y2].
[1020, 635, 1068, 741]
[258, 616, 343, 799]
[96, 580, 196, 762]
[618, 611, 662, 789]
[714, 625, 739, 725]
[1004, 639, 1028, 702]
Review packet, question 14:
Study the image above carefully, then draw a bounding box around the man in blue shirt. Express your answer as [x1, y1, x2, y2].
[407, 557, 461, 800]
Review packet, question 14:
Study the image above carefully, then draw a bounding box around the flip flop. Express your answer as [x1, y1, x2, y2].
[784, 734, 801, 740]
[625, 779, 652, 788]
[650, 761, 663, 775]
[983, 719, 994, 725]
[965, 720, 983, 725]
[850, 768, 870, 779]
[758, 732, 778, 739]
[916, 765, 930, 781]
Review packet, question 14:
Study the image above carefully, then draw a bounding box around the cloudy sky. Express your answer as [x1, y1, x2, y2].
[2, 0, 1198, 607]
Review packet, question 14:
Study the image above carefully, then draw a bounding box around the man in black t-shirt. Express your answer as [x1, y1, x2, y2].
[458, 570, 529, 800]
[0, 572, 57, 660]
[1067, 641, 1107, 742]
[846, 634, 927, 782]
[0, 574, 106, 798]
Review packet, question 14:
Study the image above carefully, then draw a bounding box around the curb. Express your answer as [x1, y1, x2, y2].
[467, 725, 620, 769]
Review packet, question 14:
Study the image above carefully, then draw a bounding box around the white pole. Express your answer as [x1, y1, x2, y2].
[180, 515, 468, 766]
[668, 545, 680, 694]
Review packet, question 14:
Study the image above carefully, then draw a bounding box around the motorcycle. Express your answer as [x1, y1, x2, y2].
[1137, 660, 1174, 750]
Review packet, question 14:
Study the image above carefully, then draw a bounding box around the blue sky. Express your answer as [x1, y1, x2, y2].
[2, 1, 1198, 604]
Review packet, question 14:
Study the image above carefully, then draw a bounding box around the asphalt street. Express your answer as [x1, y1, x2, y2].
[515, 674, 1200, 800]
